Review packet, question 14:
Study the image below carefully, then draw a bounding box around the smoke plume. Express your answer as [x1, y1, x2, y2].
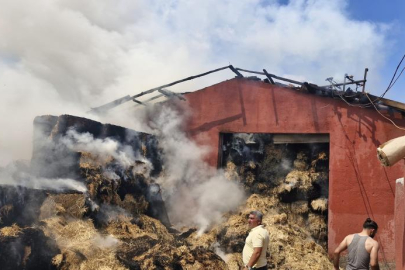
[60, 129, 150, 169]
[0, 160, 87, 193]
[142, 103, 246, 231]
[0, 0, 392, 166]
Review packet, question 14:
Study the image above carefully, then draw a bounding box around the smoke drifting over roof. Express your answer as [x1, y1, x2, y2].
[0, 0, 390, 166]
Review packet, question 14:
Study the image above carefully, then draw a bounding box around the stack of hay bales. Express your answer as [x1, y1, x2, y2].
[35, 151, 227, 270]
[0, 115, 333, 269]
[220, 143, 332, 269]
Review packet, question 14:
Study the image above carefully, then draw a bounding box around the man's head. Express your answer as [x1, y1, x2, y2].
[248, 210, 263, 229]
[363, 218, 378, 238]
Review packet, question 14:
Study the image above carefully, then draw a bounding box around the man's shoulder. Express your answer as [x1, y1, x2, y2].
[257, 225, 269, 236]
[345, 234, 355, 240]
[366, 237, 378, 246]
[345, 234, 355, 245]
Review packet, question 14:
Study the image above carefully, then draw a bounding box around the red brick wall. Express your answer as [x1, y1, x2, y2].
[183, 78, 405, 261]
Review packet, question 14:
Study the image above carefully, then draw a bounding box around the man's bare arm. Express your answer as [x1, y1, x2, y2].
[369, 241, 380, 270]
[333, 236, 349, 270]
[244, 247, 262, 269]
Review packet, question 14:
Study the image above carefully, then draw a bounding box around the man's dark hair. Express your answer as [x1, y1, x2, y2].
[363, 218, 378, 230]
[250, 210, 263, 221]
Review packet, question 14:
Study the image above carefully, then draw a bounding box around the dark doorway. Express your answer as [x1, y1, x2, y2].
[219, 133, 329, 249]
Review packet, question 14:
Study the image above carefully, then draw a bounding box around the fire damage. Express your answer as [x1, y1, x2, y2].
[0, 114, 228, 270]
[220, 133, 330, 266]
[0, 112, 335, 269]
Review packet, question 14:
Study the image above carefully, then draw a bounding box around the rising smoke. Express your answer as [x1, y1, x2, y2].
[141, 102, 246, 231]
[0, 160, 87, 193]
[60, 129, 151, 170]
[0, 0, 392, 166]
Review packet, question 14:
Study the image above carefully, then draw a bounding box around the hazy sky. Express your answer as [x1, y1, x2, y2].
[0, 0, 404, 165]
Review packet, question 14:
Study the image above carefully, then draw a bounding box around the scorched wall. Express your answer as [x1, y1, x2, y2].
[184, 78, 405, 262]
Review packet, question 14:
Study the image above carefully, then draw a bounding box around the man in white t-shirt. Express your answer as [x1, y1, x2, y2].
[242, 210, 269, 270]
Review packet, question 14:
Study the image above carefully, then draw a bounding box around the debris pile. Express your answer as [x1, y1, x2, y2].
[0, 116, 333, 269]
[0, 115, 225, 269]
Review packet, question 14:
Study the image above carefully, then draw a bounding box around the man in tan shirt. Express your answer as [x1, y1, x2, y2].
[242, 210, 269, 270]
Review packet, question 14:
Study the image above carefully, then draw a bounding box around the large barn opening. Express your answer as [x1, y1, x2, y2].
[219, 133, 330, 249]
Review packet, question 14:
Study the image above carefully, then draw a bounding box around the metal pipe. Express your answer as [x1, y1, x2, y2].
[229, 65, 243, 78]
[131, 65, 232, 99]
[362, 68, 369, 93]
[133, 94, 165, 107]
[88, 95, 132, 114]
[319, 79, 366, 88]
[343, 73, 347, 92]
[263, 69, 275, 84]
[236, 68, 304, 85]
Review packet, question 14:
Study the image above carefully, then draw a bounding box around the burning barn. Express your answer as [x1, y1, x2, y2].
[1, 66, 404, 269]
[181, 71, 405, 268]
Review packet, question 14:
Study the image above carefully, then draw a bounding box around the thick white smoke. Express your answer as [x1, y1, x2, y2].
[143, 103, 245, 231]
[0, 0, 392, 166]
[0, 161, 87, 192]
[60, 129, 150, 170]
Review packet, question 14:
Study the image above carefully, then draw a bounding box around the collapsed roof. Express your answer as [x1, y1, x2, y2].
[89, 65, 405, 121]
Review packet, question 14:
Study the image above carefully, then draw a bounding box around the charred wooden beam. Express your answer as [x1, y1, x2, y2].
[366, 93, 405, 113]
[131, 65, 233, 99]
[134, 94, 165, 107]
[90, 65, 233, 113]
[158, 88, 186, 101]
[362, 68, 369, 93]
[229, 65, 244, 78]
[319, 79, 366, 88]
[236, 68, 304, 86]
[89, 95, 132, 114]
[263, 69, 275, 84]
[132, 98, 146, 106]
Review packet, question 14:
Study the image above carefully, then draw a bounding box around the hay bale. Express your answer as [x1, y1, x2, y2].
[42, 217, 127, 270]
[245, 194, 278, 215]
[79, 249, 127, 270]
[294, 152, 309, 171]
[266, 213, 287, 225]
[308, 213, 327, 243]
[186, 228, 218, 249]
[311, 198, 328, 212]
[290, 201, 309, 214]
[119, 194, 148, 216]
[224, 161, 240, 182]
[138, 214, 174, 243]
[285, 170, 312, 190]
[293, 159, 308, 171]
[245, 171, 256, 186]
[225, 253, 243, 270]
[41, 217, 97, 250]
[0, 223, 22, 237]
[40, 194, 87, 220]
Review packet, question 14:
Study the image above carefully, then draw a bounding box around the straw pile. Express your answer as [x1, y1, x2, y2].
[311, 198, 328, 212]
[0, 223, 22, 237]
[41, 217, 126, 270]
[0, 118, 333, 269]
[40, 194, 87, 219]
[198, 194, 333, 270]
[218, 142, 332, 269]
[30, 148, 229, 270]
